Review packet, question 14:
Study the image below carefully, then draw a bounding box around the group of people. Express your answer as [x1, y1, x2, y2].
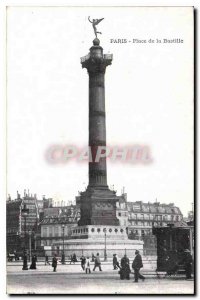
[28, 249, 193, 280]
[48, 252, 103, 273]
[70, 253, 78, 264]
[79, 250, 145, 282]
[115, 250, 145, 282]
[80, 253, 102, 273]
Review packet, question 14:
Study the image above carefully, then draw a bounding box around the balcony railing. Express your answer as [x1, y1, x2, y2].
[103, 54, 113, 60]
[80, 53, 90, 63]
[80, 53, 113, 63]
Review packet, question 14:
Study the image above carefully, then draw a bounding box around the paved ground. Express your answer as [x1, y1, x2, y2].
[7, 263, 194, 295]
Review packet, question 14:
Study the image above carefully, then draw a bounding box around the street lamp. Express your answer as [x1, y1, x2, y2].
[21, 204, 29, 270]
[61, 224, 65, 264]
[103, 228, 107, 261]
[29, 231, 32, 262]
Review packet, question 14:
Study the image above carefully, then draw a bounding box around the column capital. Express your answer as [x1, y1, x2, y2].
[80, 43, 113, 74]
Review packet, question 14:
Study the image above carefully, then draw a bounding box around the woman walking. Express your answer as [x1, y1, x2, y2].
[52, 254, 58, 272]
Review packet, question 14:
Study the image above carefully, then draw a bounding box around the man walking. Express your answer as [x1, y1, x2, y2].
[113, 254, 120, 270]
[80, 255, 86, 271]
[93, 253, 102, 271]
[132, 250, 145, 282]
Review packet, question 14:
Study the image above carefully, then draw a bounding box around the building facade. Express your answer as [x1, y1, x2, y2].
[7, 191, 183, 255]
[127, 200, 183, 238]
[6, 191, 52, 254]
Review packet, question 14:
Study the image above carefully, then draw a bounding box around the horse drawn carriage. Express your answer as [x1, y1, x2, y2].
[152, 222, 194, 276]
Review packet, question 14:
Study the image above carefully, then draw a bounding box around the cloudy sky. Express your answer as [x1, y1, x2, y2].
[7, 6, 193, 216]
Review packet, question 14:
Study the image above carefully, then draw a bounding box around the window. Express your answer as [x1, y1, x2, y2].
[55, 227, 59, 237]
[49, 227, 52, 237]
[43, 227, 47, 237]
[118, 212, 121, 217]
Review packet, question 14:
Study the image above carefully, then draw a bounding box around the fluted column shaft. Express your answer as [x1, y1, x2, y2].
[81, 40, 112, 188]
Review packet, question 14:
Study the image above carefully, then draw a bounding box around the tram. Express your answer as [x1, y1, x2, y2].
[152, 222, 194, 275]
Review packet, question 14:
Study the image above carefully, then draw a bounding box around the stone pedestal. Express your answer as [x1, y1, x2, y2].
[53, 225, 143, 259]
[78, 187, 119, 226]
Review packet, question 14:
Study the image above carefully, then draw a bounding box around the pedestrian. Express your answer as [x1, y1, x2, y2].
[72, 253, 77, 263]
[52, 254, 58, 272]
[45, 254, 50, 265]
[30, 255, 37, 269]
[132, 250, 145, 282]
[183, 249, 193, 279]
[93, 253, 102, 271]
[80, 255, 86, 271]
[70, 254, 73, 264]
[113, 254, 120, 270]
[85, 256, 91, 274]
[119, 254, 131, 280]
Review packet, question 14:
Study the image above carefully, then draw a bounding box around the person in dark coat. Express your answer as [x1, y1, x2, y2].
[132, 250, 145, 282]
[70, 254, 73, 264]
[72, 253, 77, 263]
[30, 255, 37, 269]
[52, 254, 58, 272]
[113, 254, 120, 270]
[183, 249, 193, 279]
[119, 254, 131, 280]
[93, 253, 102, 271]
[80, 255, 86, 271]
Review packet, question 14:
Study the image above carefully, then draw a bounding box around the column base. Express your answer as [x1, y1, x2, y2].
[78, 186, 120, 226]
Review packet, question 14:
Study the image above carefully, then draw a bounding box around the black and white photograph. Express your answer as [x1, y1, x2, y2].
[4, 5, 194, 295]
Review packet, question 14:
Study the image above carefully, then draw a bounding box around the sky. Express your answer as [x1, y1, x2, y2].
[6, 6, 193, 216]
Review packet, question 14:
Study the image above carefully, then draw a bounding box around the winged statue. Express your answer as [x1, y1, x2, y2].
[88, 16, 104, 38]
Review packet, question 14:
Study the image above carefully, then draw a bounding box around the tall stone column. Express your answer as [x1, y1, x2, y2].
[81, 38, 112, 188]
[78, 38, 119, 226]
